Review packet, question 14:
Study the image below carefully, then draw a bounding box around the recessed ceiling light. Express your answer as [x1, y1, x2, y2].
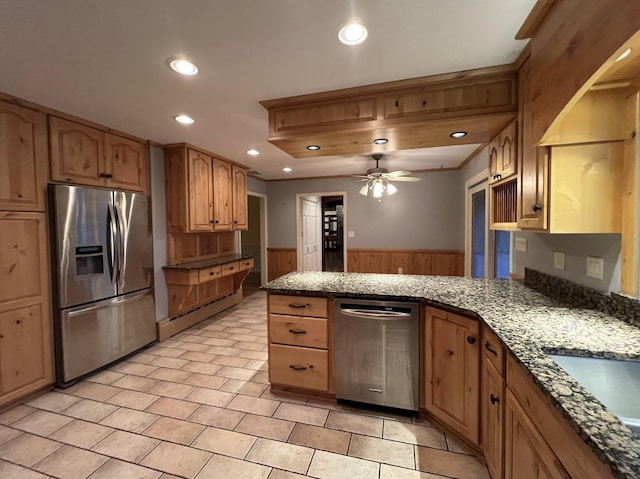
[616, 48, 632, 62]
[450, 131, 467, 139]
[373, 138, 389, 145]
[246, 149, 259, 156]
[169, 58, 199, 76]
[174, 114, 195, 124]
[283, 167, 292, 172]
[306, 145, 320, 151]
[338, 23, 368, 45]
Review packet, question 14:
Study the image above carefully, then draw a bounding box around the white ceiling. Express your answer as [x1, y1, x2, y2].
[0, 0, 535, 180]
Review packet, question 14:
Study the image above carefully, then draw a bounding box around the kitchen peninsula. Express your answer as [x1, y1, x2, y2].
[263, 271, 640, 479]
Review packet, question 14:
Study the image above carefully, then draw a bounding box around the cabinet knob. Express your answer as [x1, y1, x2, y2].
[467, 336, 476, 344]
[234, 220, 238, 224]
[210, 220, 214, 224]
[215, 220, 219, 224]
[532, 204, 543, 213]
[490, 394, 500, 405]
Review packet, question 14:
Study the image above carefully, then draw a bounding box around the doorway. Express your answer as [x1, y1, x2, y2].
[465, 171, 490, 277]
[297, 192, 347, 272]
[241, 192, 268, 291]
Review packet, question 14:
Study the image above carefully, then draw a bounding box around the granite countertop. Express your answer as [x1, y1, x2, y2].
[262, 271, 640, 479]
[163, 254, 253, 271]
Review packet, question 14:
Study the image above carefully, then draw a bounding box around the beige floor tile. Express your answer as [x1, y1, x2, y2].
[305, 397, 356, 412]
[191, 426, 256, 458]
[145, 397, 200, 419]
[207, 346, 240, 357]
[220, 379, 267, 397]
[112, 361, 159, 376]
[182, 362, 223, 375]
[445, 432, 476, 455]
[12, 409, 73, 435]
[183, 373, 228, 389]
[148, 346, 185, 358]
[106, 389, 160, 410]
[179, 334, 209, 344]
[0, 433, 62, 467]
[237, 350, 268, 360]
[49, 419, 114, 449]
[244, 359, 267, 370]
[415, 446, 490, 479]
[203, 337, 236, 347]
[380, 464, 450, 479]
[88, 458, 162, 479]
[147, 380, 196, 400]
[228, 334, 259, 342]
[186, 387, 235, 407]
[92, 429, 160, 463]
[252, 371, 270, 384]
[211, 355, 249, 367]
[27, 392, 81, 413]
[273, 402, 328, 426]
[144, 416, 206, 445]
[0, 425, 21, 445]
[383, 421, 447, 449]
[180, 342, 215, 352]
[33, 444, 108, 479]
[357, 406, 413, 423]
[86, 370, 125, 385]
[288, 423, 350, 454]
[140, 441, 212, 479]
[151, 356, 190, 369]
[307, 449, 380, 479]
[216, 366, 257, 381]
[268, 469, 306, 479]
[260, 390, 309, 405]
[187, 405, 245, 430]
[325, 410, 383, 437]
[245, 437, 313, 474]
[99, 407, 160, 433]
[233, 341, 265, 351]
[227, 394, 279, 417]
[160, 474, 183, 479]
[196, 454, 271, 479]
[179, 351, 217, 363]
[235, 414, 294, 441]
[111, 374, 158, 392]
[61, 399, 119, 423]
[0, 405, 35, 425]
[412, 415, 438, 427]
[348, 434, 414, 468]
[148, 367, 192, 382]
[71, 383, 122, 402]
[225, 327, 253, 334]
[0, 459, 50, 479]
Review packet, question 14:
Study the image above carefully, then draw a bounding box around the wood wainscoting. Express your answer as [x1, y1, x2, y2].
[267, 248, 464, 280]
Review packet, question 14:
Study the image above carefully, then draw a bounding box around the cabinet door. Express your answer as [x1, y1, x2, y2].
[488, 136, 500, 184]
[482, 358, 505, 479]
[517, 59, 548, 230]
[213, 159, 233, 231]
[500, 120, 517, 180]
[49, 116, 105, 187]
[104, 133, 148, 193]
[232, 165, 248, 230]
[0, 212, 53, 406]
[504, 390, 570, 479]
[425, 307, 480, 444]
[187, 149, 214, 232]
[0, 102, 48, 211]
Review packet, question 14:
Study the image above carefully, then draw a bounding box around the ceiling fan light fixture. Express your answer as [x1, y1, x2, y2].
[450, 131, 467, 139]
[338, 23, 368, 45]
[373, 138, 389, 145]
[372, 180, 385, 198]
[359, 184, 370, 196]
[387, 183, 397, 195]
[306, 145, 320, 151]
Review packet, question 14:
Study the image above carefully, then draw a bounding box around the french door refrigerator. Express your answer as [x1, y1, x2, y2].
[50, 184, 155, 386]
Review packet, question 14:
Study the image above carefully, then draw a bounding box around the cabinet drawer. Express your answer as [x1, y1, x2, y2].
[269, 314, 327, 349]
[198, 266, 222, 283]
[239, 258, 254, 271]
[481, 326, 505, 376]
[269, 295, 328, 318]
[221, 262, 239, 276]
[269, 344, 328, 391]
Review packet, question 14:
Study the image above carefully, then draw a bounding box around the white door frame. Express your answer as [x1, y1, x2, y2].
[245, 191, 268, 285]
[296, 191, 348, 272]
[464, 169, 490, 277]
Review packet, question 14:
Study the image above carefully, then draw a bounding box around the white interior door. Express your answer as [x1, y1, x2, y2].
[302, 198, 321, 271]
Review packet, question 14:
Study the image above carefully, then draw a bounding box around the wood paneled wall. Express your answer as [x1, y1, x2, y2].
[267, 248, 464, 280]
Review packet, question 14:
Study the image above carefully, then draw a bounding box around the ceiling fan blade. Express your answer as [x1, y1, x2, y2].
[390, 176, 421, 182]
[386, 170, 412, 177]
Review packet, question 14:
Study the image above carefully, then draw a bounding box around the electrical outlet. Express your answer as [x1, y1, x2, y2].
[348, 230, 355, 238]
[586, 256, 604, 280]
[398, 267, 403, 274]
[515, 237, 527, 252]
[554, 252, 565, 270]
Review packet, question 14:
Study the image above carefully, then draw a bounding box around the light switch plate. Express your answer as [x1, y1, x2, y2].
[554, 252, 565, 270]
[586, 256, 604, 280]
[348, 230, 355, 238]
[515, 237, 527, 252]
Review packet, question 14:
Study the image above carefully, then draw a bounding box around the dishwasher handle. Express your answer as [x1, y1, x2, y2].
[340, 308, 411, 320]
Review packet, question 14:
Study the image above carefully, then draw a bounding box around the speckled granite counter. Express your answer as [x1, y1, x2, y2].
[163, 254, 253, 270]
[262, 271, 640, 479]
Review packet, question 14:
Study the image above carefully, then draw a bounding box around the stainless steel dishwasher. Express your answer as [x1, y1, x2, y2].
[334, 298, 420, 411]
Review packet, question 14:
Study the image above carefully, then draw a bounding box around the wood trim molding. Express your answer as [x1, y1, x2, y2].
[515, 0, 557, 39]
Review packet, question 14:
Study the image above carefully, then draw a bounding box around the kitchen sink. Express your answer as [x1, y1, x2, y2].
[548, 354, 640, 436]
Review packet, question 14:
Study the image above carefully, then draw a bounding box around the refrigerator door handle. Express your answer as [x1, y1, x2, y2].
[115, 203, 126, 288]
[107, 202, 119, 285]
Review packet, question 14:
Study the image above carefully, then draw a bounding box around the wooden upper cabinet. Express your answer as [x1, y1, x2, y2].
[488, 136, 500, 183]
[425, 306, 480, 445]
[232, 165, 248, 230]
[0, 101, 48, 212]
[489, 120, 517, 184]
[104, 133, 147, 193]
[50, 116, 148, 193]
[187, 149, 214, 232]
[213, 159, 233, 231]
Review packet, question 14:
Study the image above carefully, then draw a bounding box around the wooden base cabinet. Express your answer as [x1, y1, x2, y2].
[424, 307, 480, 445]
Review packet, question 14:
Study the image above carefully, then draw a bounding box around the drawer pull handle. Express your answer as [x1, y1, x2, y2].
[484, 341, 498, 356]
[490, 394, 500, 405]
[288, 329, 307, 335]
[210, 272, 216, 276]
[288, 303, 307, 309]
[289, 364, 307, 371]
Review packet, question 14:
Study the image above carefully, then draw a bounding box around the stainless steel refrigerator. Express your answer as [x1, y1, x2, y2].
[49, 184, 156, 386]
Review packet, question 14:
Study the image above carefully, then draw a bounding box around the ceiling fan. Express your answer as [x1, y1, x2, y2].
[354, 153, 421, 198]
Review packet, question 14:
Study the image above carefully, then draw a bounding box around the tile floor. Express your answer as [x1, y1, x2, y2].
[0, 292, 490, 479]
